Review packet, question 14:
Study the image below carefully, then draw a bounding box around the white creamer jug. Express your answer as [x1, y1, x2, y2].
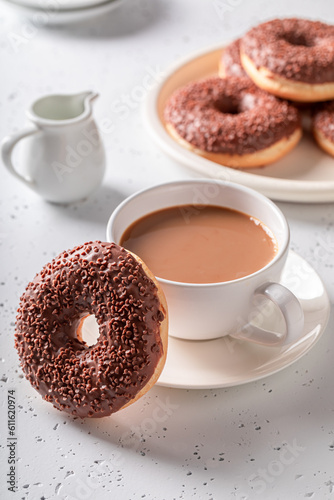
[1, 91, 106, 203]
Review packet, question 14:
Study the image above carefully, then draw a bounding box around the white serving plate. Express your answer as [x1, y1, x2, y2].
[144, 44, 334, 203]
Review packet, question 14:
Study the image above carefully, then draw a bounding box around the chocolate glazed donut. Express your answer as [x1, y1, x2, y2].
[240, 18, 334, 102]
[164, 76, 301, 168]
[15, 241, 168, 418]
[219, 39, 248, 79]
[312, 100, 334, 157]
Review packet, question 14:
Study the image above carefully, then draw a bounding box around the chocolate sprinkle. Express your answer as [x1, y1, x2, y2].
[313, 100, 334, 141]
[164, 76, 300, 154]
[241, 18, 334, 84]
[15, 242, 164, 418]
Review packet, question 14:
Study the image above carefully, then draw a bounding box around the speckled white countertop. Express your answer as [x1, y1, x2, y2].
[1, 1, 334, 499]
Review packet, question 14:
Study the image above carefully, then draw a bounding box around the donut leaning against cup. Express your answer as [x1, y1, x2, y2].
[15, 241, 168, 418]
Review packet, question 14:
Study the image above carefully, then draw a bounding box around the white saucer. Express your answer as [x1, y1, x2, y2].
[157, 251, 330, 389]
[3, 0, 124, 24]
[144, 44, 334, 203]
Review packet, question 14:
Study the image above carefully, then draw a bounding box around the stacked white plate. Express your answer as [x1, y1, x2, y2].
[4, 0, 124, 24]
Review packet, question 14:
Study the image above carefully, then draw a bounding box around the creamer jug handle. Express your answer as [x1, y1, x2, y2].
[1, 127, 40, 188]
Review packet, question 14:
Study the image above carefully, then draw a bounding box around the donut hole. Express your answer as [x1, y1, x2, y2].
[215, 96, 241, 115]
[76, 314, 100, 347]
[215, 94, 259, 115]
[282, 31, 314, 47]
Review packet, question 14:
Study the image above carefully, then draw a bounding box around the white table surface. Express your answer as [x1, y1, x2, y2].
[1, 1, 334, 499]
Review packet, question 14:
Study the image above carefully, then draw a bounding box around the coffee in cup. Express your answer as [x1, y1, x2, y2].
[120, 204, 278, 284]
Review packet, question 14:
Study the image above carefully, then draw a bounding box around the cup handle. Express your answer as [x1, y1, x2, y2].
[230, 282, 304, 347]
[1, 127, 40, 188]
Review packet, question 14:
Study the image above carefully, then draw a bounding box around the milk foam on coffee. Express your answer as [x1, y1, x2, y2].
[120, 205, 278, 284]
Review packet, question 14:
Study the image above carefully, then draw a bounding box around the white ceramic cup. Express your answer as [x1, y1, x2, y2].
[106, 180, 304, 346]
